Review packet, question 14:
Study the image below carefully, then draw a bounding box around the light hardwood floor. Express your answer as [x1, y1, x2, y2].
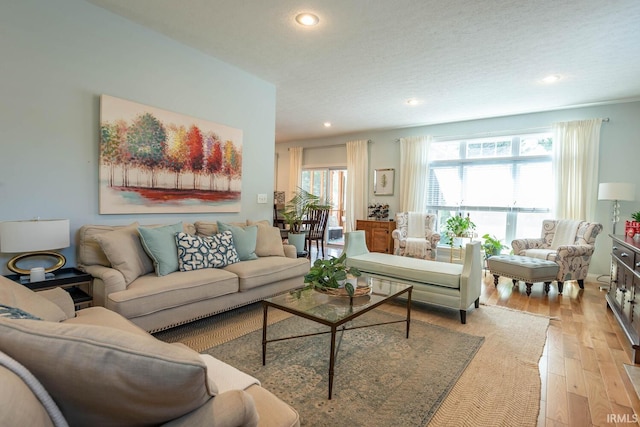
[315, 244, 640, 426]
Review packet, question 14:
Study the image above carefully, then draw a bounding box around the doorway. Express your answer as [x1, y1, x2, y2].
[301, 168, 346, 245]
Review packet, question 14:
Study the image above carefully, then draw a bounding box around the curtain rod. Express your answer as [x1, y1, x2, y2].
[288, 140, 371, 150]
[393, 118, 610, 142]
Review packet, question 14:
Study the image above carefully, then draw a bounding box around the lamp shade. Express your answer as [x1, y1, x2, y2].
[598, 182, 636, 201]
[0, 219, 70, 253]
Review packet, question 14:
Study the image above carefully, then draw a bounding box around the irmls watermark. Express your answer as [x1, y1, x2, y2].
[607, 413, 638, 424]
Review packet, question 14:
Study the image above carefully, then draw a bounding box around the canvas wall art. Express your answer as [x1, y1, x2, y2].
[99, 95, 243, 214]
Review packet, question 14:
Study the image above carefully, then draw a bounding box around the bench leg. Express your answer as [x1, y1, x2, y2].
[557, 281, 564, 294]
[459, 310, 466, 324]
[474, 297, 480, 308]
[544, 282, 551, 294]
[578, 279, 584, 289]
[525, 283, 533, 296]
[492, 274, 499, 288]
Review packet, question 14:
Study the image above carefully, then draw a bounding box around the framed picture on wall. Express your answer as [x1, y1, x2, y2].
[373, 168, 394, 195]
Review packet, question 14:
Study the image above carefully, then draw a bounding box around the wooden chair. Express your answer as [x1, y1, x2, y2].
[305, 208, 330, 258]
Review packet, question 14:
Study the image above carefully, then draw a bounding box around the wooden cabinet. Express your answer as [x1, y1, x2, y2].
[607, 234, 640, 363]
[356, 219, 395, 254]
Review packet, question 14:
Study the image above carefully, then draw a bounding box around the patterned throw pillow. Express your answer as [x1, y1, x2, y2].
[0, 304, 42, 320]
[175, 231, 240, 271]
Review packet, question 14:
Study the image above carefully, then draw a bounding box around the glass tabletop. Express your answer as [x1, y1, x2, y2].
[264, 275, 412, 326]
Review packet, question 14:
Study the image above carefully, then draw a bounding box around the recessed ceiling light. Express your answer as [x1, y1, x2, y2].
[542, 74, 562, 84]
[406, 98, 420, 106]
[323, 122, 332, 127]
[295, 13, 319, 26]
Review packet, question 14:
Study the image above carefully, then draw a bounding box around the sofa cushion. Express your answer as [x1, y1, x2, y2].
[176, 232, 240, 271]
[92, 222, 154, 285]
[0, 318, 214, 426]
[0, 276, 68, 322]
[248, 220, 286, 257]
[194, 221, 246, 237]
[77, 223, 197, 269]
[107, 269, 239, 319]
[218, 222, 258, 261]
[138, 222, 184, 276]
[223, 256, 310, 292]
[347, 253, 463, 289]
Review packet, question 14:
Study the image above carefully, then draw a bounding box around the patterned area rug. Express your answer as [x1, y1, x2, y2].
[204, 309, 484, 427]
[155, 301, 549, 426]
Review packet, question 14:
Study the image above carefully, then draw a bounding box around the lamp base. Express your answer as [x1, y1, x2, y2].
[6, 251, 66, 275]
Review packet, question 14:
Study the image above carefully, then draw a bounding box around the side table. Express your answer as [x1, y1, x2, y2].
[5, 267, 93, 310]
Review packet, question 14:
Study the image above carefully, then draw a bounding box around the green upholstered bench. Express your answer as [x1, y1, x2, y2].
[342, 231, 482, 324]
[487, 254, 560, 296]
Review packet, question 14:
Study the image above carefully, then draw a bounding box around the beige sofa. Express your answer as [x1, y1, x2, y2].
[76, 220, 310, 332]
[0, 276, 299, 426]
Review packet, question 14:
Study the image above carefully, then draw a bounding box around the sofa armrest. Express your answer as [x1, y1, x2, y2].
[511, 238, 545, 255]
[283, 244, 297, 258]
[37, 288, 75, 319]
[459, 242, 482, 309]
[82, 265, 126, 307]
[162, 390, 259, 427]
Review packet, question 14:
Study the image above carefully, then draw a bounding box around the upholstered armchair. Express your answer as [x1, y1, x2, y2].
[391, 212, 441, 260]
[511, 219, 603, 289]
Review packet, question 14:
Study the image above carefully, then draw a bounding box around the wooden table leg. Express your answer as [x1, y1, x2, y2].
[525, 282, 532, 296]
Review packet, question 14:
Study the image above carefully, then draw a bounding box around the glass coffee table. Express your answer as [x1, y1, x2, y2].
[262, 276, 412, 399]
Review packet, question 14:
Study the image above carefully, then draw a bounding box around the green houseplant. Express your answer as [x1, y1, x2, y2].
[302, 253, 362, 296]
[443, 213, 476, 246]
[632, 211, 640, 222]
[481, 234, 508, 258]
[281, 188, 331, 252]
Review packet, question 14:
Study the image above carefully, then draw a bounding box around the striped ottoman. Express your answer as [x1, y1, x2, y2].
[487, 255, 560, 296]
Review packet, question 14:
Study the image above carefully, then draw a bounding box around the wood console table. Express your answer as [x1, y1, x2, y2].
[607, 234, 640, 363]
[355, 219, 395, 254]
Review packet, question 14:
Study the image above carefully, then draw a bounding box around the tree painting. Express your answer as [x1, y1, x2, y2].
[99, 95, 243, 214]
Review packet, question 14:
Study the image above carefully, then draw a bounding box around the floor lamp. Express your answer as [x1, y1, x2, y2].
[598, 182, 636, 234]
[598, 183, 635, 290]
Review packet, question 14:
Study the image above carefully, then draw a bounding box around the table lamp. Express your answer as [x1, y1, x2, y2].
[598, 182, 636, 234]
[0, 219, 70, 275]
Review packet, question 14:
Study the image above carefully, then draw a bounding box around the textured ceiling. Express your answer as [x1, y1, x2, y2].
[85, 0, 640, 143]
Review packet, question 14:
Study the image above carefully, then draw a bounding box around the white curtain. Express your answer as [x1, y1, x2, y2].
[552, 119, 602, 221]
[287, 147, 303, 201]
[399, 135, 431, 212]
[346, 140, 368, 232]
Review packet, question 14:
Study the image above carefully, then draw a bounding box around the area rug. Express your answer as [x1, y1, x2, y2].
[206, 309, 483, 426]
[156, 302, 549, 426]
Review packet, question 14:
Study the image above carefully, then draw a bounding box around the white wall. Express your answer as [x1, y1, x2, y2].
[276, 101, 640, 275]
[0, 0, 276, 274]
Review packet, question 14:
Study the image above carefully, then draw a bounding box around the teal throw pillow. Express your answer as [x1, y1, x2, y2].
[138, 222, 184, 276]
[217, 222, 258, 261]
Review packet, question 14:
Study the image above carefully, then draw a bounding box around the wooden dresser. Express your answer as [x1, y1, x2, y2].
[355, 219, 395, 254]
[607, 234, 640, 363]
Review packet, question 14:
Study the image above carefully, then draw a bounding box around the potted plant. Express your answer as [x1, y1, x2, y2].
[443, 213, 476, 247]
[281, 188, 331, 252]
[302, 253, 362, 296]
[481, 234, 508, 258]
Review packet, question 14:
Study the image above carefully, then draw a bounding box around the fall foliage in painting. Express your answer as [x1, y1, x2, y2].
[100, 112, 242, 195]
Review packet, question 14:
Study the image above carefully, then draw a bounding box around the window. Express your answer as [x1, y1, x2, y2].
[426, 133, 553, 246]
